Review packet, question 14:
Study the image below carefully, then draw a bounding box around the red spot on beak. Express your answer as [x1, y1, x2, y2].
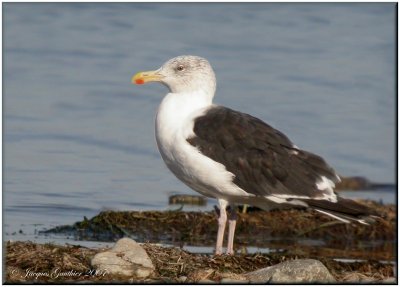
[135, 79, 145, 85]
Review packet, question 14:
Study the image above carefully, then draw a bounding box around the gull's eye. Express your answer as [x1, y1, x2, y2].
[176, 65, 185, 72]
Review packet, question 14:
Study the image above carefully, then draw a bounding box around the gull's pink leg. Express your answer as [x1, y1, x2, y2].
[226, 205, 237, 255]
[215, 199, 228, 255]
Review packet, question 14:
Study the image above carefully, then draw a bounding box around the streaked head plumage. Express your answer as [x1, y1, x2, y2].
[133, 55, 216, 94]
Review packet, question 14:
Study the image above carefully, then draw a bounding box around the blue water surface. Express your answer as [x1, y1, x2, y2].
[3, 3, 396, 241]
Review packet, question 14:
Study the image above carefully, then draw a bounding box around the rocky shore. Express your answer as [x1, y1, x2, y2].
[5, 239, 395, 283]
[5, 198, 396, 283]
[42, 200, 395, 260]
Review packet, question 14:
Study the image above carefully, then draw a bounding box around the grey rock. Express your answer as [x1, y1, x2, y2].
[382, 277, 397, 283]
[91, 238, 154, 278]
[246, 259, 336, 283]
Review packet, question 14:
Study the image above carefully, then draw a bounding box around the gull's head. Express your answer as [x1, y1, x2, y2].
[132, 55, 216, 94]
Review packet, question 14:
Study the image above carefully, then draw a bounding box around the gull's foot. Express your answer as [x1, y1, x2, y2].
[215, 248, 223, 255]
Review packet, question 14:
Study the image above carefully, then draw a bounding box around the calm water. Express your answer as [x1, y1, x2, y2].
[4, 3, 396, 242]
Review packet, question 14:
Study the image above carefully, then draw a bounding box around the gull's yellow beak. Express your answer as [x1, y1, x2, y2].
[132, 70, 163, 85]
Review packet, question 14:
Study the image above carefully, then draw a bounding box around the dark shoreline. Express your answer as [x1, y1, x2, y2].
[42, 200, 395, 259]
[5, 197, 396, 283]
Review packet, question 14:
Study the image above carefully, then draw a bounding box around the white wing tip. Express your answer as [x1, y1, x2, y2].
[315, 176, 337, 202]
[316, 176, 335, 191]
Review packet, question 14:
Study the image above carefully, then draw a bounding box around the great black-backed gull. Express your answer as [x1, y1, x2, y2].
[132, 55, 376, 255]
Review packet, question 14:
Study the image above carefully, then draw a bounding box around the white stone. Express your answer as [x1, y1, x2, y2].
[91, 238, 154, 278]
[246, 259, 336, 283]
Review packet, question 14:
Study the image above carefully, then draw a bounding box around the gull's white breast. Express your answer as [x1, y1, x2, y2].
[155, 92, 249, 200]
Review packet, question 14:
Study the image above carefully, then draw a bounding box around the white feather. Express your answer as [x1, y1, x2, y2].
[291, 144, 299, 155]
[316, 176, 335, 190]
[315, 176, 338, 202]
[314, 209, 351, 224]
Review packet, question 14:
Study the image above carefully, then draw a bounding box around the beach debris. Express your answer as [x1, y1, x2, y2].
[218, 272, 249, 283]
[5, 241, 394, 283]
[42, 200, 395, 262]
[186, 268, 215, 282]
[341, 272, 381, 283]
[91, 238, 154, 278]
[168, 194, 207, 205]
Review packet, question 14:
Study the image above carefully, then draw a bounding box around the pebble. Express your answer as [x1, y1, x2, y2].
[177, 276, 187, 282]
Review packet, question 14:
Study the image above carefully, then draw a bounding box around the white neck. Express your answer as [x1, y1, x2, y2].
[157, 90, 213, 125]
[155, 89, 214, 148]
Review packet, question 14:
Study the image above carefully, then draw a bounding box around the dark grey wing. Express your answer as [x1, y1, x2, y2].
[187, 106, 339, 199]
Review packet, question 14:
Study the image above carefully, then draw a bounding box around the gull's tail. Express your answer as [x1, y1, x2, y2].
[303, 197, 379, 225]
